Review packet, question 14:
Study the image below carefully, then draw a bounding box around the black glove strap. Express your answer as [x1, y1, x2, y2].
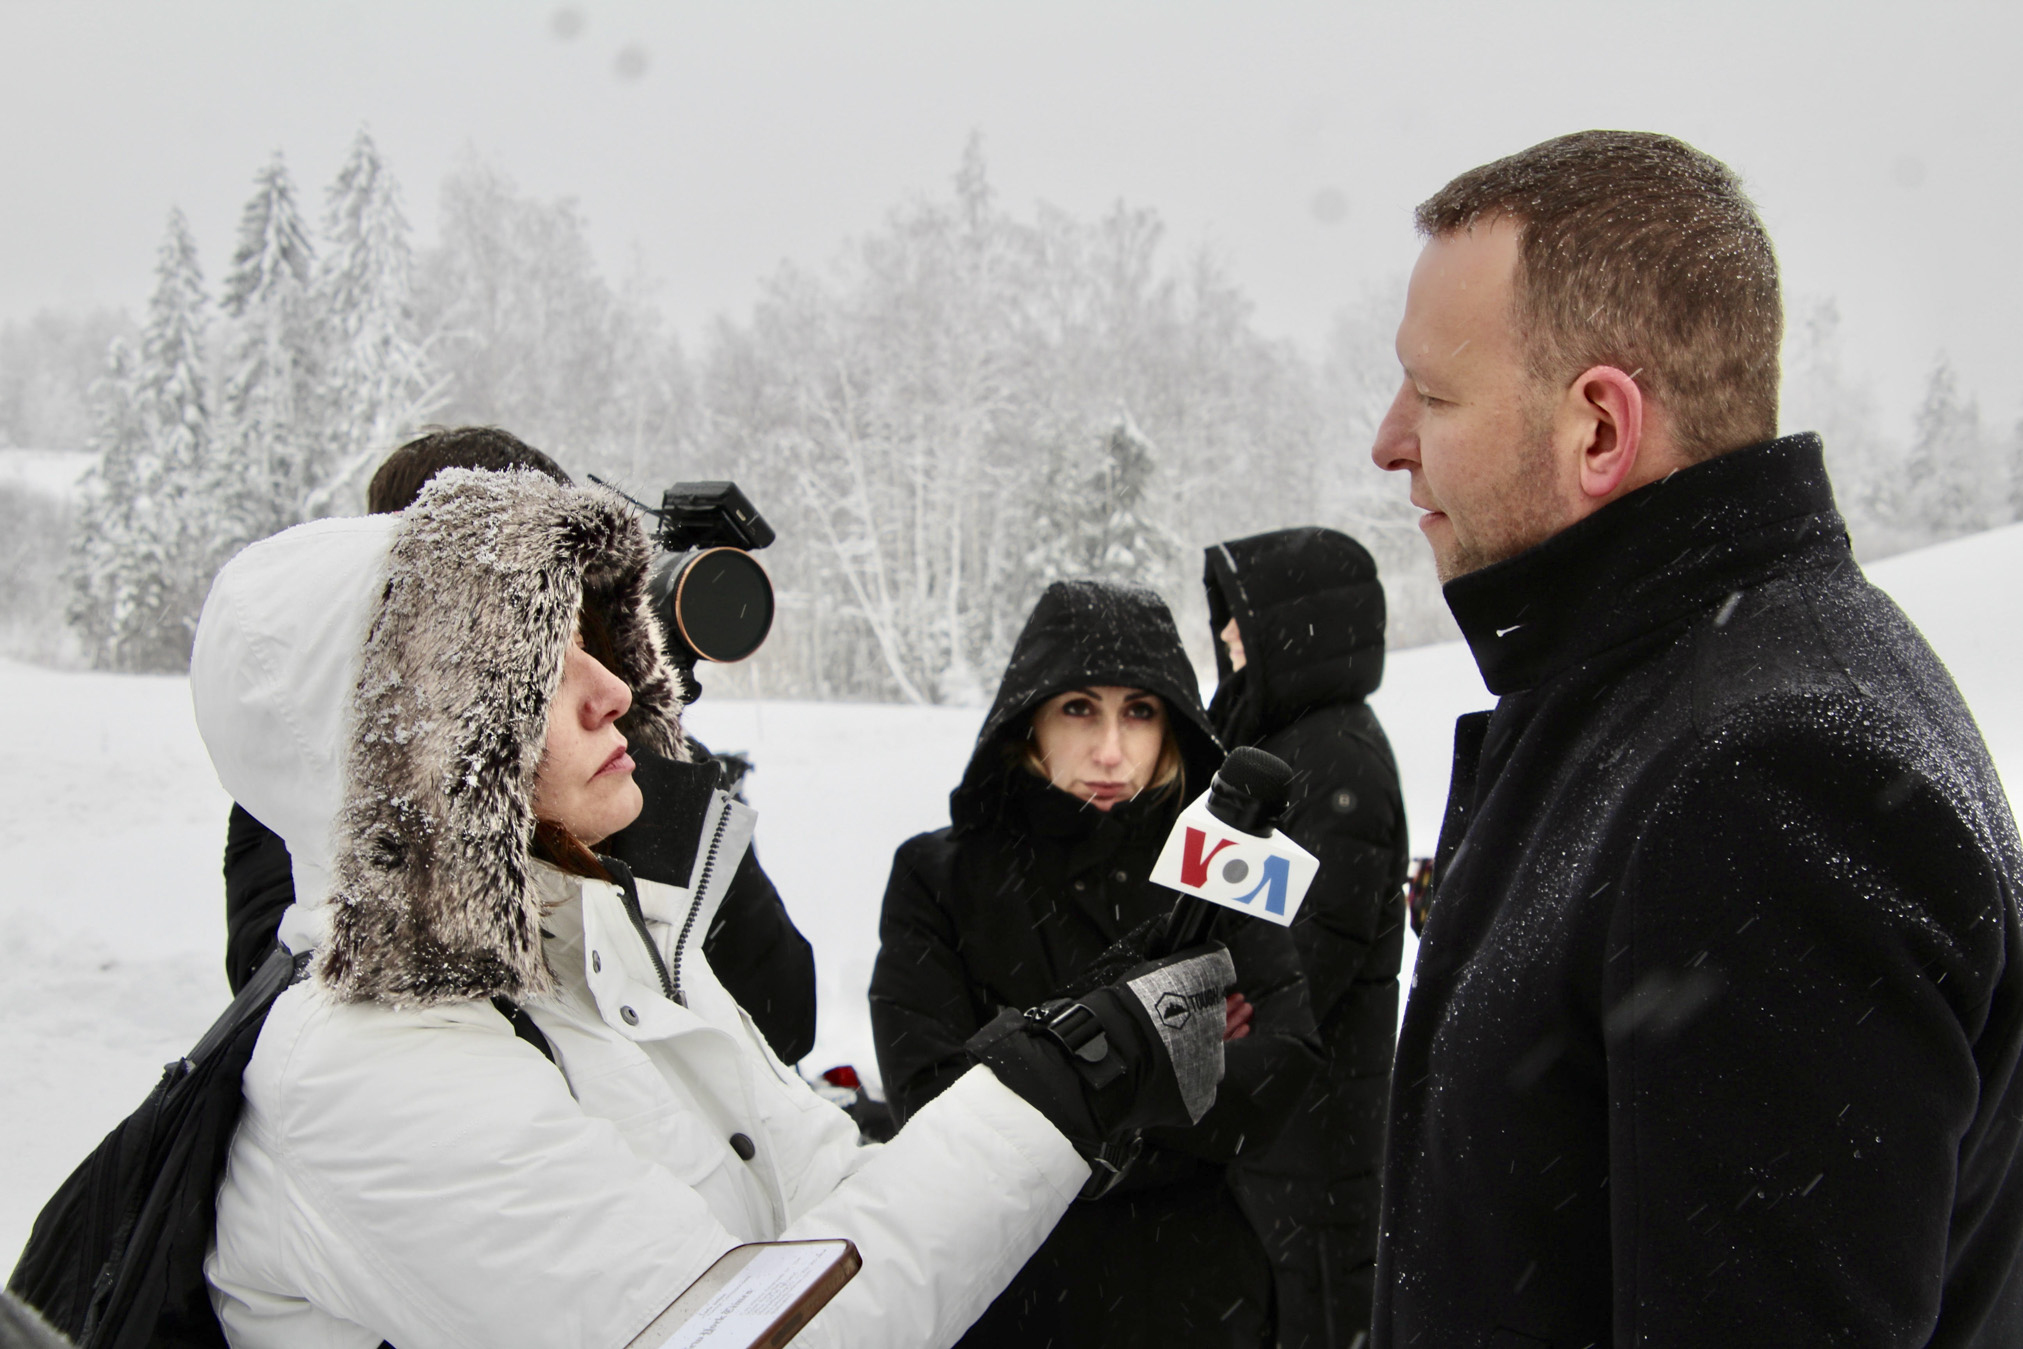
[1030, 999, 1126, 1090]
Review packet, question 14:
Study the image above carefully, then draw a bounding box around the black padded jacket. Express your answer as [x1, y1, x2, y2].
[1206, 526, 1409, 1349]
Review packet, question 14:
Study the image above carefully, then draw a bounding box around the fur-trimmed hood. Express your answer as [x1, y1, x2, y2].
[192, 469, 686, 1006]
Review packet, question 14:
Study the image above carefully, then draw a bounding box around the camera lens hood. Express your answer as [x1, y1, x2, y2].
[650, 547, 775, 665]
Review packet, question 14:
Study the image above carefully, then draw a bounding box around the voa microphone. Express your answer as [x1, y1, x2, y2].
[1151, 745, 1320, 952]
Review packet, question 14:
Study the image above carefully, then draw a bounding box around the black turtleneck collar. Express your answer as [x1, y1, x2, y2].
[1013, 766, 1175, 842]
[1444, 433, 1847, 695]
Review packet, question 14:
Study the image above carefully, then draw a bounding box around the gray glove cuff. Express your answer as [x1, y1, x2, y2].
[1118, 945, 1237, 1123]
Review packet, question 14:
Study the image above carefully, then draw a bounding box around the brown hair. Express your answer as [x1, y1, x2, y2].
[532, 819, 612, 882]
[1415, 130, 1781, 461]
[367, 425, 573, 514]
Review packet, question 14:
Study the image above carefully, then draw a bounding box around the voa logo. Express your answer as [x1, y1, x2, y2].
[1176, 827, 1295, 917]
[1149, 792, 1319, 928]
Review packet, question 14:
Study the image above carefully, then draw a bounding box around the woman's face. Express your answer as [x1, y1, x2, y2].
[1030, 685, 1169, 811]
[532, 634, 644, 846]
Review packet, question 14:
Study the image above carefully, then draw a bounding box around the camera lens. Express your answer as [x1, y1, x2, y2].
[658, 547, 775, 663]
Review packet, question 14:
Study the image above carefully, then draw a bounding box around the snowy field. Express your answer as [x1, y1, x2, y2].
[0, 448, 93, 499]
[3, 523, 2018, 1263]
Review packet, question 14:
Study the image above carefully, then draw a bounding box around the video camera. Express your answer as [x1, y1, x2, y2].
[592, 477, 777, 668]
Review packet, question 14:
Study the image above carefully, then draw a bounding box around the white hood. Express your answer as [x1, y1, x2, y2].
[187, 469, 687, 1000]
[190, 514, 398, 951]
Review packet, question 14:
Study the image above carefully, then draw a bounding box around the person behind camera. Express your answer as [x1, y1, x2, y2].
[1368, 130, 2023, 1346]
[1203, 528, 1408, 1349]
[219, 425, 819, 1064]
[192, 468, 1236, 1347]
[870, 578, 1322, 1349]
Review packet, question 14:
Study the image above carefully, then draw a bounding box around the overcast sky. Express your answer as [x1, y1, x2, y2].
[3, 0, 2018, 437]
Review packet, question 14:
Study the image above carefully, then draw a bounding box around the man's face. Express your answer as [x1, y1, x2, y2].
[1370, 218, 1570, 583]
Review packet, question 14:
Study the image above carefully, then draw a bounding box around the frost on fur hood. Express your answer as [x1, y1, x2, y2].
[192, 469, 686, 1007]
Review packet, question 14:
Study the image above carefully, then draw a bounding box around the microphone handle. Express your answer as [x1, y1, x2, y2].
[1158, 891, 1218, 955]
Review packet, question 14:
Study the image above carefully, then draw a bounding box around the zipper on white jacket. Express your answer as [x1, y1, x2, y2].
[602, 856, 678, 1005]
[670, 803, 733, 1007]
[599, 792, 732, 1010]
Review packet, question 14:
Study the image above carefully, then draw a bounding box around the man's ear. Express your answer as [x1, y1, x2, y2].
[1571, 365, 1647, 501]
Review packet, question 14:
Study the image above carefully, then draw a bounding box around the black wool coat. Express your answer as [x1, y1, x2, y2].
[221, 738, 820, 1064]
[1206, 527, 1409, 1348]
[1376, 435, 2023, 1348]
[870, 578, 1322, 1349]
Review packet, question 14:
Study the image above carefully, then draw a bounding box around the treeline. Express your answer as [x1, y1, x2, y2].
[1781, 300, 2023, 558]
[10, 132, 2020, 693]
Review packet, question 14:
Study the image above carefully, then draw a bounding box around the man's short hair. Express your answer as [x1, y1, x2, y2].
[1416, 130, 1781, 460]
[366, 425, 572, 514]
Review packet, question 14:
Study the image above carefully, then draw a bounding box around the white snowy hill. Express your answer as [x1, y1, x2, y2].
[2, 523, 2017, 1264]
[0, 447, 95, 499]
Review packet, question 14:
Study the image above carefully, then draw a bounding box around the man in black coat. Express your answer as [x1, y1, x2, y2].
[1366, 130, 2023, 1346]
[221, 427, 818, 1063]
[1205, 527, 1408, 1349]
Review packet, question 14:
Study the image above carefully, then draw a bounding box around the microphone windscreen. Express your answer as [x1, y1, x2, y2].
[1217, 745, 1293, 811]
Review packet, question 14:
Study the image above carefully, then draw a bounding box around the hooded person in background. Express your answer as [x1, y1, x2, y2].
[871, 578, 1323, 1349]
[192, 467, 1235, 1347]
[1204, 528, 1408, 1349]
[219, 425, 819, 1064]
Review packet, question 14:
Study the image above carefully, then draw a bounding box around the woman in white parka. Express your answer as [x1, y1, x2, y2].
[190, 468, 1233, 1349]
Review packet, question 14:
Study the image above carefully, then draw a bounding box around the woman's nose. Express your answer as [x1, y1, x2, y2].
[583, 660, 632, 727]
[1092, 718, 1125, 765]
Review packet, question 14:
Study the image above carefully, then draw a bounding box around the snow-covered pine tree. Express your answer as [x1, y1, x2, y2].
[1887, 361, 1986, 544]
[215, 152, 318, 545]
[1086, 414, 1176, 582]
[66, 338, 146, 667]
[68, 209, 215, 670]
[310, 127, 437, 516]
[1023, 412, 1177, 594]
[2009, 419, 2023, 525]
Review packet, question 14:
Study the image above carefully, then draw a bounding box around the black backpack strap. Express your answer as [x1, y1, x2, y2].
[178, 945, 303, 1069]
[490, 997, 556, 1064]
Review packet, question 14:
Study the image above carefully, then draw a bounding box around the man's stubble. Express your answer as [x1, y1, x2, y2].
[1433, 397, 1565, 585]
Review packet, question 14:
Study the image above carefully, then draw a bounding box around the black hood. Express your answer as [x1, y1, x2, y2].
[951, 578, 1222, 834]
[1205, 527, 1385, 746]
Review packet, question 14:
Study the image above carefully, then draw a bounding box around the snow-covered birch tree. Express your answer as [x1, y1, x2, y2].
[704, 139, 1328, 702]
[415, 155, 690, 484]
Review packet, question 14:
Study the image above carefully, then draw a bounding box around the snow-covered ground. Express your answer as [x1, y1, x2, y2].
[2, 523, 2017, 1264]
[0, 447, 94, 499]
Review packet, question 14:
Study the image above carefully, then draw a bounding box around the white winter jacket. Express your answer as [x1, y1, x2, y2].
[189, 474, 1088, 1349]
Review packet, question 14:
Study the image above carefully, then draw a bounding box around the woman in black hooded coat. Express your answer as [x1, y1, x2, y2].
[870, 578, 1321, 1349]
[1206, 527, 1409, 1348]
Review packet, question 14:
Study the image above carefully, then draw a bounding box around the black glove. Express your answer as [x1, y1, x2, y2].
[967, 944, 1237, 1157]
